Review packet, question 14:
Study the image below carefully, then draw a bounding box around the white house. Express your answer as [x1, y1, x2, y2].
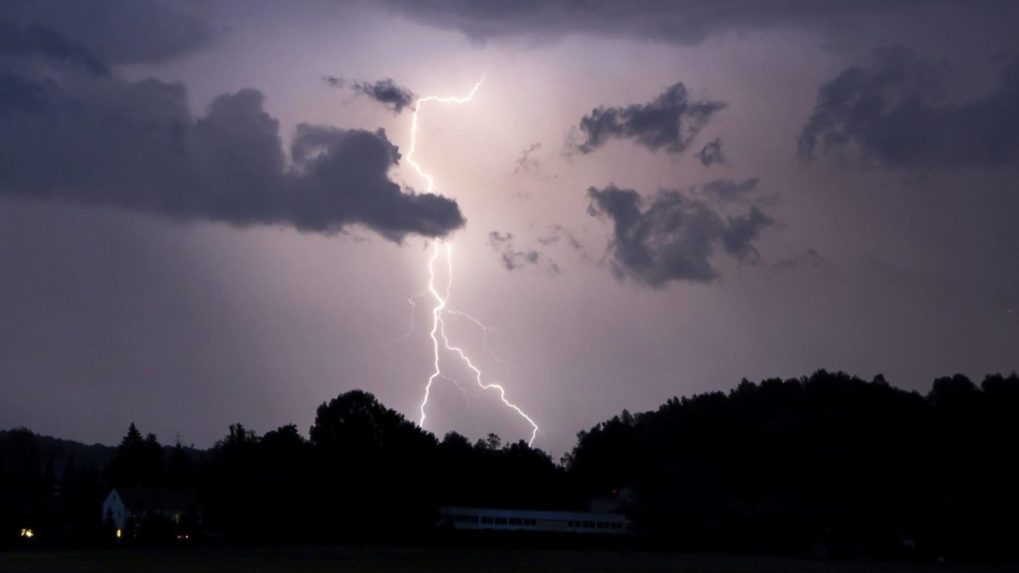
[101, 489, 129, 532]
[101, 487, 200, 535]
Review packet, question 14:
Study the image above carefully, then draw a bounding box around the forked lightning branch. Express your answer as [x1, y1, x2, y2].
[403, 78, 539, 446]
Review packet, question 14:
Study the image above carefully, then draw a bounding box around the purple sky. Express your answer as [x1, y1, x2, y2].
[1, 0, 1018, 455]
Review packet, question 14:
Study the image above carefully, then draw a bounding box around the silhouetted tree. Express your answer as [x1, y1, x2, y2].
[308, 390, 439, 538]
[106, 424, 164, 487]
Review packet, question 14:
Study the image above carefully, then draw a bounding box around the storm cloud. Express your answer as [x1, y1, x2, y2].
[574, 82, 724, 155]
[800, 48, 1019, 170]
[0, 19, 108, 75]
[587, 184, 772, 287]
[380, 0, 993, 47]
[0, 0, 213, 65]
[0, 30, 464, 240]
[324, 76, 416, 114]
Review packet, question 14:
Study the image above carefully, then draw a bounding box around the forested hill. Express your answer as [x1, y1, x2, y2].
[567, 371, 1019, 558]
[0, 430, 204, 480]
[0, 430, 116, 479]
[3, 370, 1018, 561]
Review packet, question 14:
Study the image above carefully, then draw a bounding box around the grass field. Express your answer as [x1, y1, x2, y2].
[0, 546, 1009, 573]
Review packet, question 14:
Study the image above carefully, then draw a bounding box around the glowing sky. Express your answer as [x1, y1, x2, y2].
[1, 1, 1018, 455]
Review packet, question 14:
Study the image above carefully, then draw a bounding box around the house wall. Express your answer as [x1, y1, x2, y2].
[101, 489, 127, 531]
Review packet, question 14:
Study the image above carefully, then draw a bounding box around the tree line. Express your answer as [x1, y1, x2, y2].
[2, 371, 1017, 561]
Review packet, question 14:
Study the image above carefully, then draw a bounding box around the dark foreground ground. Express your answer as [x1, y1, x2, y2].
[0, 546, 1011, 573]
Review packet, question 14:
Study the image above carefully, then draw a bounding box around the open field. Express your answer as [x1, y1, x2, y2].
[0, 546, 1010, 573]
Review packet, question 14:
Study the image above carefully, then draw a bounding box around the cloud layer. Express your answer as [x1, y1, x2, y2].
[800, 48, 1019, 170]
[381, 0, 965, 46]
[1, 0, 213, 65]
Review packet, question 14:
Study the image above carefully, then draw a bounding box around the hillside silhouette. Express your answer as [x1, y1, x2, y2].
[2, 370, 1017, 563]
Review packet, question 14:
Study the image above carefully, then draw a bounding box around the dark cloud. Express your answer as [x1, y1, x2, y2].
[586, 184, 773, 287]
[0, 0, 213, 65]
[696, 137, 726, 166]
[0, 72, 48, 114]
[573, 82, 724, 155]
[0, 66, 463, 240]
[0, 20, 108, 75]
[488, 231, 560, 274]
[324, 76, 416, 114]
[722, 206, 772, 263]
[800, 48, 1019, 170]
[380, 0, 970, 46]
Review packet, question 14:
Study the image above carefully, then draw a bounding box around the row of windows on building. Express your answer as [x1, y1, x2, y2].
[451, 514, 624, 530]
[453, 515, 539, 526]
[567, 520, 625, 530]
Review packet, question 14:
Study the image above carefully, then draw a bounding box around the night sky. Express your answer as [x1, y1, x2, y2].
[1, 0, 1017, 456]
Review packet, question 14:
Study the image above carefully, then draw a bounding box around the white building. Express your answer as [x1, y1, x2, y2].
[101, 487, 200, 534]
[438, 506, 630, 534]
[101, 489, 129, 531]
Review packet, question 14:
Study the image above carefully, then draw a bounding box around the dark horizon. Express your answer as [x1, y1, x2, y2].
[4, 367, 1016, 451]
[4, 368, 1018, 563]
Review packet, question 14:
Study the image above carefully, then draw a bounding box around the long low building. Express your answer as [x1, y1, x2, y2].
[438, 506, 630, 534]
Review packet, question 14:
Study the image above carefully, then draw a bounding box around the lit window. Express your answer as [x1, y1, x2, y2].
[20, 528, 34, 539]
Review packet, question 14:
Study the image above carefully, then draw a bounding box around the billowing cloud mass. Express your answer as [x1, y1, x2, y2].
[324, 76, 416, 114]
[0, 19, 108, 75]
[587, 184, 772, 287]
[574, 82, 724, 155]
[488, 231, 560, 274]
[800, 48, 1019, 170]
[696, 137, 726, 166]
[0, 0, 213, 65]
[0, 24, 463, 240]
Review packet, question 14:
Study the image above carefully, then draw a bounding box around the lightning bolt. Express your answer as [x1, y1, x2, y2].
[406, 77, 539, 447]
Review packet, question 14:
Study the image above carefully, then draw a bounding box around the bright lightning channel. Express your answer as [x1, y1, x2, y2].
[406, 78, 539, 447]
